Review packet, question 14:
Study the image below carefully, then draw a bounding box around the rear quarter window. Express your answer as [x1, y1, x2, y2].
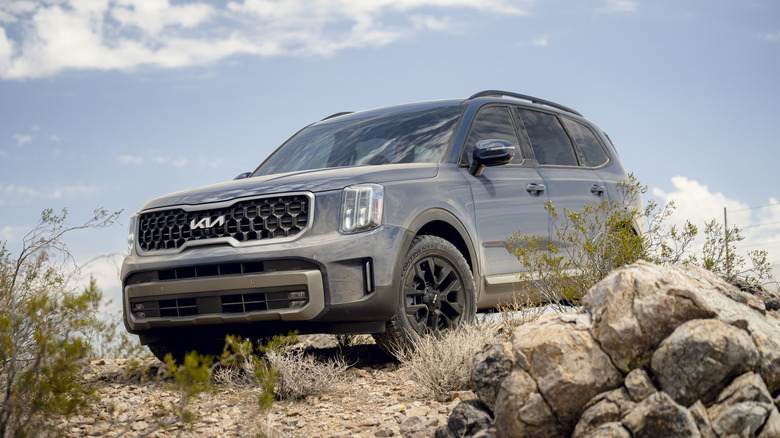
[561, 117, 609, 168]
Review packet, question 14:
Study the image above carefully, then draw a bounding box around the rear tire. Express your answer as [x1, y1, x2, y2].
[373, 235, 476, 355]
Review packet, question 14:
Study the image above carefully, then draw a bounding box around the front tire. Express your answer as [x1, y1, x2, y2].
[373, 235, 476, 354]
[148, 340, 225, 364]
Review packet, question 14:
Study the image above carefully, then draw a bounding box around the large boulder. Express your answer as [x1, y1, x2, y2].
[650, 318, 759, 406]
[464, 261, 780, 437]
[493, 313, 623, 436]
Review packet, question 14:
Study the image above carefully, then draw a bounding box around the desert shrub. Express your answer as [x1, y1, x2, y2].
[0, 208, 120, 437]
[509, 175, 646, 305]
[216, 333, 349, 402]
[508, 174, 775, 306]
[265, 348, 350, 400]
[396, 322, 500, 399]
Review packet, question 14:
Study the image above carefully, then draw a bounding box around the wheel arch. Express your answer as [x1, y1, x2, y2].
[399, 208, 482, 295]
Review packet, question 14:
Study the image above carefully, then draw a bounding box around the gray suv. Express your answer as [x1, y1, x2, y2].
[122, 90, 637, 360]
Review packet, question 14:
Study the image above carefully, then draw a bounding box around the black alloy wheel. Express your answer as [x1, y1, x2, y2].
[374, 235, 476, 353]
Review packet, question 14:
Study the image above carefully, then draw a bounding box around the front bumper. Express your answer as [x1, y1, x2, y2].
[121, 222, 408, 341]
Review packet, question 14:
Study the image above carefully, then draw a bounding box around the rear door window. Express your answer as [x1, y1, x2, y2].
[514, 108, 578, 166]
[561, 118, 609, 168]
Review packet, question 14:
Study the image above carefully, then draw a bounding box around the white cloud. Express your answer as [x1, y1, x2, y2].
[0, 224, 31, 243]
[117, 154, 143, 165]
[12, 133, 31, 146]
[111, 0, 215, 37]
[652, 176, 780, 283]
[600, 0, 638, 13]
[75, 253, 125, 315]
[519, 35, 549, 47]
[0, 0, 530, 79]
[763, 31, 780, 42]
[49, 134, 60, 142]
[0, 182, 101, 204]
[49, 183, 102, 200]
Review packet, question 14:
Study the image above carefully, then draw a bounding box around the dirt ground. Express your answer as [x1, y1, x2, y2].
[55, 336, 475, 437]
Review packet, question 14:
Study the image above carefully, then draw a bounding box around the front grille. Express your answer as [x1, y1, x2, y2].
[137, 194, 310, 252]
[130, 287, 309, 320]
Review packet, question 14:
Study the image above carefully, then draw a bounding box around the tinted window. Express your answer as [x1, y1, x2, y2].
[515, 108, 578, 166]
[462, 106, 522, 164]
[254, 106, 463, 176]
[561, 118, 608, 167]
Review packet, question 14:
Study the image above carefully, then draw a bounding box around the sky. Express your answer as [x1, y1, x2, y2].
[1, 0, 779, 315]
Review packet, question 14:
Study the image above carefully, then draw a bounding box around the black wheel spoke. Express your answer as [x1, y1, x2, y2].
[433, 309, 454, 331]
[434, 264, 453, 289]
[440, 278, 461, 297]
[443, 300, 463, 318]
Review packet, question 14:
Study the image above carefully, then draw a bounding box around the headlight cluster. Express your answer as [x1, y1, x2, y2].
[340, 184, 383, 234]
[126, 214, 137, 255]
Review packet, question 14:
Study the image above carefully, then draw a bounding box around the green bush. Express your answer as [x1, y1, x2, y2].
[509, 174, 775, 305]
[0, 208, 119, 437]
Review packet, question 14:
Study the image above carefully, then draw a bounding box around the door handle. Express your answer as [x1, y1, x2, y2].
[526, 183, 546, 196]
[590, 184, 606, 196]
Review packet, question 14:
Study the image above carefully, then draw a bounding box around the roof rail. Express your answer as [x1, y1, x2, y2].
[320, 111, 353, 121]
[468, 90, 582, 117]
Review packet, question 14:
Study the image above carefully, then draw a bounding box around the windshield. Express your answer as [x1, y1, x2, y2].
[253, 105, 464, 176]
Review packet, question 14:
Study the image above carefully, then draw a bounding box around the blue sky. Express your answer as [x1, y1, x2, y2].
[1, 0, 779, 311]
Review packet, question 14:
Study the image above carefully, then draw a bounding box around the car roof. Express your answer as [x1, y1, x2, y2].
[315, 90, 584, 125]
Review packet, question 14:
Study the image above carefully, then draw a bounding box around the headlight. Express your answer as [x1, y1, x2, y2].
[126, 214, 137, 255]
[340, 184, 383, 234]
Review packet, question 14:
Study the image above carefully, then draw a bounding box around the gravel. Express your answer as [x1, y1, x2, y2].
[53, 337, 475, 437]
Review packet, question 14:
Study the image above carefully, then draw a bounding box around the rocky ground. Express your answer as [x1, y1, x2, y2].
[55, 336, 475, 438]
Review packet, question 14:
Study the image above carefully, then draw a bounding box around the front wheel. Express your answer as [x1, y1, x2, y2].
[373, 235, 476, 354]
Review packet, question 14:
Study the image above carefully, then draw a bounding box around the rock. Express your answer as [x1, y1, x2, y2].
[688, 401, 716, 438]
[758, 406, 780, 438]
[623, 368, 656, 403]
[449, 262, 780, 438]
[507, 312, 622, 432]
[471, 342, 514, 410]
[731, 278, 780, 311]
[399, 415, 424, 432]
[573, 388, 635, 438]
[578, 422, 631, 438]
[434, 399, 494, 438]
[583, 261, 719, 373]
[621, 391, 700, 438]
[650, 318, 759, 406]
[708, 372, 774, 437]
[494, 369, 561, 437]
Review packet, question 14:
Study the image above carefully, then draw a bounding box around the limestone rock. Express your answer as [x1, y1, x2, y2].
[584, 262, 723, 373]
[471, 342, 513, 410]
[708, 372, 774, 437]
[494, 368, 561, 437]
[433, 399, 494, 438]
[650, 318, 759, 406]
[573, 388, 635, 438]
[578, 422, 631, 438]
[508, 312, 622, 431]
[623, 368, 656, 403]
[688, 401, 716, 438]
[621, 391, 700, 438]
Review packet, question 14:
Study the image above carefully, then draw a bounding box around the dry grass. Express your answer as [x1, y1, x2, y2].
[395, 322, 501, 399]
[266, 349, 351, 400]
[493, 294, 548, 332]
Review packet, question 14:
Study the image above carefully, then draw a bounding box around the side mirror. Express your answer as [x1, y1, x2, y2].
[469, 139, 515, 176]
[233, 172, 251, 180]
